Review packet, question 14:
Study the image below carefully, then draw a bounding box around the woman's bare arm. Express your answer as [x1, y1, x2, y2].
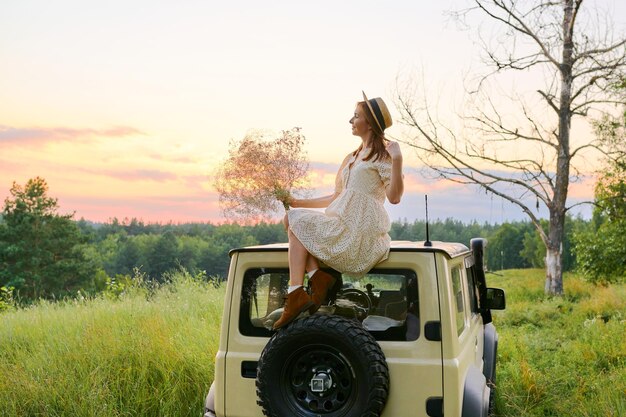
[385, 141, 404, 204]
[290, 193, 337, 209]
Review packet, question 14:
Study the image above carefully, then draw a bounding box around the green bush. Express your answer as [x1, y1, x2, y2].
[0, 286, 14, 312]
[574, 223, 626, 285]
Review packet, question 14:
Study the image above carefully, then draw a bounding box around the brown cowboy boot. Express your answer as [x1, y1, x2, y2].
[308, 270, 337, 314]
[273, 287, 314, 330]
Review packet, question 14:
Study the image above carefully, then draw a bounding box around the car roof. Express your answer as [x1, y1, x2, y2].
[230, 240, 470, 259]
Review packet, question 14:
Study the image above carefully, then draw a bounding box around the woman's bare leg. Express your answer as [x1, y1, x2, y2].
[273, 226, 316, 329]
[288, 229, 308, 286]
[306, 254, 319, 272]
[284, 214, 320, 283]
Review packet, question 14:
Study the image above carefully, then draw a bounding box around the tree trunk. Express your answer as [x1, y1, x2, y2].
[545, 246, 563, 295]
[545, 0, 576, 295]
[545, 209, 565, 295]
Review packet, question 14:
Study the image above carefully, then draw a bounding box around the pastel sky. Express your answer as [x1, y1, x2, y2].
[1, 0, 623, 224]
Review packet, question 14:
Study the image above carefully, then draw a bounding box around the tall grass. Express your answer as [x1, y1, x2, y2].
[490, 269, 626, 417]
[1, 269, 624, 416]
[0, 273, 224, 417]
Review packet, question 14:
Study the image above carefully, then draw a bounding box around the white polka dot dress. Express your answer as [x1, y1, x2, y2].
[288, 154, 392, 278]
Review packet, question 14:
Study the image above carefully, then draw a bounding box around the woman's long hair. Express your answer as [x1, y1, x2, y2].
[352, 101, 389, 162]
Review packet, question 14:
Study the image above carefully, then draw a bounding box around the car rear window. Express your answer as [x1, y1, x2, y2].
[239, 268, 419, 341]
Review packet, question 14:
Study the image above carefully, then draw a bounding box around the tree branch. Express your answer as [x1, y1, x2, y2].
[574, 39, 626, 62]
[537, 89, 560, 114]
[474, 0, 561, 68]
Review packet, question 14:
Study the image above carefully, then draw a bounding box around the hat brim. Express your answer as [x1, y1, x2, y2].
[362, 91, 387, 132]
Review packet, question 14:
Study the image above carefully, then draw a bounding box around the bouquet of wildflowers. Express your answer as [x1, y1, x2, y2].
[214, 127, 309, 221]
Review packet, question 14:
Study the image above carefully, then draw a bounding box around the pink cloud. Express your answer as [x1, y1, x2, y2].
[146, 152, 201, 164]
[59, 193, 224, 224]
[568, 175, 596, 199]
[0, 157, 597, 225]
[77, 168, 179, 183]
[0, 125, 143, 145]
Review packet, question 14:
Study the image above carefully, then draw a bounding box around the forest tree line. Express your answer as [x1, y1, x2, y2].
[0, 177, 623, 303]
[81, 215, 580, 281]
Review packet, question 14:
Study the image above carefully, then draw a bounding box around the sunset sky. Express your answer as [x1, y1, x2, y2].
[1, 0, 624, 224]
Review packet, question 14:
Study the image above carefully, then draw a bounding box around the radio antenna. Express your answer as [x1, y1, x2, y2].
[424, 195, 432, 247]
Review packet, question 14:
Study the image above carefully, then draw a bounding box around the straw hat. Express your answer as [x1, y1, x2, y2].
[362, 91, 393, 132]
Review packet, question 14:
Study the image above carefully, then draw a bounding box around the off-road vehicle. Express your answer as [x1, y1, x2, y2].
[204, 238, 505, 417]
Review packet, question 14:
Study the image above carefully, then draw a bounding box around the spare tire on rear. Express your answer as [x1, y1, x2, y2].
[256, 315, 389, 417]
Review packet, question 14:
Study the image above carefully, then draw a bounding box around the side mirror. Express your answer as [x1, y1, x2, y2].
[483, 288, 506, 310]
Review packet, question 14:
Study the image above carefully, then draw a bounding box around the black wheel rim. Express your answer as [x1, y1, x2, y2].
[281, 344, 356, 415]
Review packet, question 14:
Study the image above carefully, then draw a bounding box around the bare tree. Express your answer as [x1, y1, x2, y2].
[396, 0, 626, 294]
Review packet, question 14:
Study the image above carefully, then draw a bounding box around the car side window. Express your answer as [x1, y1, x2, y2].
[451, 266, 466, 336]
[465, 265, 479, 314]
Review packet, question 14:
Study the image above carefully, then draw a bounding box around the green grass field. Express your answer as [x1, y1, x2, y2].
[0, 270, 624, 416]
[490, 269, 625, 416]
[0, 275, 224, 417]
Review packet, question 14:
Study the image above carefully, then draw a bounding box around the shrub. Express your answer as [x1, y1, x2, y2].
[0, 286, 14, 312]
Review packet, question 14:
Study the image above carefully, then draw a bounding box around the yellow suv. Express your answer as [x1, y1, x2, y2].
[204, 238, 505, 417]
